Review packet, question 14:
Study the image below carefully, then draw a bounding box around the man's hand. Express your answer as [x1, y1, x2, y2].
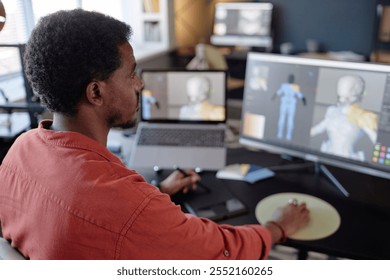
[159, 170, 200, 196]
[271, 202, 310, 236]
[265, 201, 310, 244]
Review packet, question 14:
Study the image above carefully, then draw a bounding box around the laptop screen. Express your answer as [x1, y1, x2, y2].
[140, 70, 227, 123]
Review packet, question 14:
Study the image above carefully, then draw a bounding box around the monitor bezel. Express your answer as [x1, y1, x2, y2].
[140, 69, 228, 125]
[239, 52, 390, 180]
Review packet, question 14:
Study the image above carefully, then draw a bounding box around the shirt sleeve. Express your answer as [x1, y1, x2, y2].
[118, 191, 272, 260]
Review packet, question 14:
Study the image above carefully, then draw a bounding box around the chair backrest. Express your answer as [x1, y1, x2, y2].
[0, 237, 26, 260]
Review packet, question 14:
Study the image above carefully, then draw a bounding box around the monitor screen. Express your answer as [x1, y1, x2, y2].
[0, 44, 33, 103]
[240, 52, 390, 179]
[210, 2, 273, 49]
[141, 70, 227, 122]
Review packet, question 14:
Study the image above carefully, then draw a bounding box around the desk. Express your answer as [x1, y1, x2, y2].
[136, 147, 390, 260]
[129, 51, 390, 259]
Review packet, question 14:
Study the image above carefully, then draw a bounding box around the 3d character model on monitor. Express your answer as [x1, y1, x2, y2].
[249, 65, 268, 91]
[273, 74, 306, 141]
[141, 89, 159, 119]
[179, 76, 225, 121]
[310, 75, 378, 161]
[238, 10, 261, 35]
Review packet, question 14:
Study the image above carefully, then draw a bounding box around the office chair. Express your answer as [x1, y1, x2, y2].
[0, 237, 26, 260]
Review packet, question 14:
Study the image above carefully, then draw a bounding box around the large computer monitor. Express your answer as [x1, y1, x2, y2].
[210, 2, 273, 50]
[240, 53, 390, 182]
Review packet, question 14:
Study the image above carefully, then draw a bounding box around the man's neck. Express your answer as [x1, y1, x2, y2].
[52, 113, 109, 146]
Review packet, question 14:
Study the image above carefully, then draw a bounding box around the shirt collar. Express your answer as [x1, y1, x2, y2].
[37, 119, 123, 164]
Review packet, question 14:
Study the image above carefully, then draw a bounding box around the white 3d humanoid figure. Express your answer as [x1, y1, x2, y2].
[179, 76, 225, 121]
[186, 44, 209, 70]
[310, 75, 378, 161]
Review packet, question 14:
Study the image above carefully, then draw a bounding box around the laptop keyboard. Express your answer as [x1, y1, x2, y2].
[137, 127, 225, 147]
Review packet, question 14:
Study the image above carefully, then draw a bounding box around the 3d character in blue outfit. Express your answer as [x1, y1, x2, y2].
[141, 89, 160, 119]
[273, 74, 306, 141]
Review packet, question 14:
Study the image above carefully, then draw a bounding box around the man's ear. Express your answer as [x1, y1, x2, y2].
[85, 81, 104, 106]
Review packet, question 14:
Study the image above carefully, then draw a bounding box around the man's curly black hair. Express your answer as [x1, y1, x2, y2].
[24, 9, 132, 116]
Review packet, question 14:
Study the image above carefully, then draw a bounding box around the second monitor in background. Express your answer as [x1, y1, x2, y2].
[210, 2, 273, 51]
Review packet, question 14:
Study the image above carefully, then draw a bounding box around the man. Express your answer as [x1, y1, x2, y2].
[0, 9, 309, 259]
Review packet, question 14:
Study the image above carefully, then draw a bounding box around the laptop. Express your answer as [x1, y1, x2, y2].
[128, 70, 227, 171]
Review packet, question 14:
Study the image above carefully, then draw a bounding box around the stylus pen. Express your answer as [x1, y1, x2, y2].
[175, 167, 211, 193]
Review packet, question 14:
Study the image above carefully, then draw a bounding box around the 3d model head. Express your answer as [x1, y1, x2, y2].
[337, 75, 365, 106]
[238, 10, 261, 35]
[186, 76, 211, 104]
[288, 74, 295, 84]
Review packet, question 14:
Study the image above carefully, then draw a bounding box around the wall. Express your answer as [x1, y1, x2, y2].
[174, 0, 378, 58]
[174, 0, 245, 49]
[260, 0, 377, 57]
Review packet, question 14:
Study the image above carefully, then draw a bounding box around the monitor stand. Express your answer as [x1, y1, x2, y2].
[228, 45, 272, 60]
[227, 46, 251, 60]
[234, 46, 251, 52]
[314, 163, 349, 197]
[270, 155, 349, 197]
